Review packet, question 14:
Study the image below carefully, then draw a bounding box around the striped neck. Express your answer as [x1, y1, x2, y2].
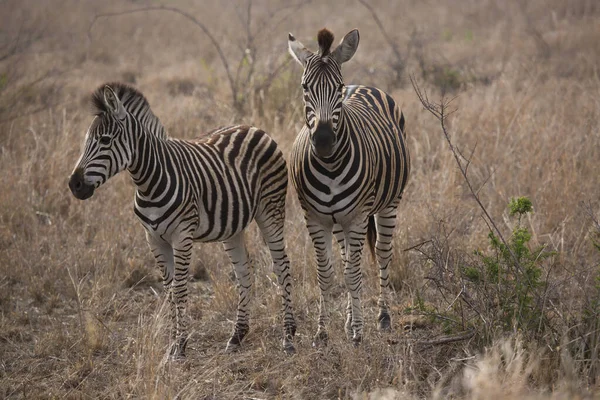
[127, 119, 171, 197]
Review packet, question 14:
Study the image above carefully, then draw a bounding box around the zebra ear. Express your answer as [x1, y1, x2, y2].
[288, 33, 312, 67]
[331, 29, 360, 65]
[103, 85, 126, 119]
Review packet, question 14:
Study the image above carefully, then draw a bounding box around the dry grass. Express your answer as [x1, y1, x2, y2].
[1, 0, 599, 398]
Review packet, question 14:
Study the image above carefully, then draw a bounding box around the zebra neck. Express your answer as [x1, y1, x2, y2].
[125, 101, 168, 140]
[127, 130, 172, 198]
[331, 117, 351, 163]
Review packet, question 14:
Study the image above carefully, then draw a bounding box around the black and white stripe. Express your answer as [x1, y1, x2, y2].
[288, 29, 410, 345]
[69, 82, 295, 356]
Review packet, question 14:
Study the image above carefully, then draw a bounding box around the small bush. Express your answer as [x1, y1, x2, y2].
[465, 197, 555, 337]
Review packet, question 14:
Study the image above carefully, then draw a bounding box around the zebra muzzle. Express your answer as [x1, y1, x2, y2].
[69, 169, 95, 200]
[312, 122, 336, 158]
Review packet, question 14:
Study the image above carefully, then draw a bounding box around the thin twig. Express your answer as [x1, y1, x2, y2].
[403, 239, 432, 252]
[88, 6, 237, 106]
[357, 0, 403, 66]
[417, 329, 475, 347]
[410, 76, 527, 280]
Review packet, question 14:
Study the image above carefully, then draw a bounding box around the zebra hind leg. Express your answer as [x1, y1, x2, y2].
[374, 206, 399, 331]
[223, 232, 252, 352]
[256, 210, 296, 354]
[171, 235, 193, 358]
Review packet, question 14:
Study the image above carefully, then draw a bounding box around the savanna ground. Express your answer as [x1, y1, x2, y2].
[1, 0, 599, 398]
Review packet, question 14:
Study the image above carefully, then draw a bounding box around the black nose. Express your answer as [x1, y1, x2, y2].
[69, 168, 94, 200]
[312, 121, 336, 158]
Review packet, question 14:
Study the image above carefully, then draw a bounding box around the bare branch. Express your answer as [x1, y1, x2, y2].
[416, 329, 475, 347]
[403, 239, 432, 253]
[357, 0, 403, 68]
[88, 6, 237, 107]
[410, 75, 532, 287]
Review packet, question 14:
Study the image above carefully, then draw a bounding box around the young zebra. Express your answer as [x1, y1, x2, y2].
[69, 82, 296, 357]
[288, 29, 411, 345]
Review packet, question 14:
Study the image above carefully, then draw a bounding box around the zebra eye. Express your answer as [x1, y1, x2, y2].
[99, 135, 111, 145]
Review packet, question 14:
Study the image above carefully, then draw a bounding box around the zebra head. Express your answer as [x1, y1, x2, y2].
[69, 84, 131, 200]
[288, 28, 359, 158]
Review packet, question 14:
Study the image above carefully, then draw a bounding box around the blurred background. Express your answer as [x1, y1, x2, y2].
[0, 0, 599, 398]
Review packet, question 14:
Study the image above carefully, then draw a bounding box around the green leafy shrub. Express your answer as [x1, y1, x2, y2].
[464, 197, 555, 337]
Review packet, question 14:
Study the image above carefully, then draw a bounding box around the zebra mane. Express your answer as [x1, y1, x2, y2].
[317, 28, 335, 56]
[91, 82, 167, 139]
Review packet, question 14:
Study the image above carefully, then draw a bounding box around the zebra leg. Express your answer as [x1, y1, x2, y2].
[343, 219, 368, 345]
[256, 211, 296, 354]
[375, 205, 398, 331]
[333, 224, 353, 340]
[146, 233, 178, 354]
[308, 221, 334, 347]
[171, 235, 193, 358]
[223, 232, 252, 352]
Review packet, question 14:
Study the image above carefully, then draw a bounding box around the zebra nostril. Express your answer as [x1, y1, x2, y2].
[74, 180, 82, 190]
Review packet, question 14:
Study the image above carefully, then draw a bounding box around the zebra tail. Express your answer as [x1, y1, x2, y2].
[366, 215, 376, 262]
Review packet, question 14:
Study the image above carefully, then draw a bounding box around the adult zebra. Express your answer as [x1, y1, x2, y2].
[288, 29, 410, 345]
[68, 82, 296, 357]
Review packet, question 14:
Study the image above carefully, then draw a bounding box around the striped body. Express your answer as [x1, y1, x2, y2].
[291, 85, 409, 223]
[133, 126, 286, 243]
[69, 83, 295, 356]
[289, 29, 410, 344]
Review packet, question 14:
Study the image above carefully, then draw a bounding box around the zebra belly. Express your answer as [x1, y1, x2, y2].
[191, 195, 257, 243]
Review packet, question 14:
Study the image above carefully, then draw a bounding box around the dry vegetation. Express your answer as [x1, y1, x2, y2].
[1, 0, 599, 398]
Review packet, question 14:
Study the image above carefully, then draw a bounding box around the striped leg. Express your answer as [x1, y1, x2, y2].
[308, 220, 334, 346]
[146, 234, 178, 355]
[223, 232, 252, 352]
[256, 209, 296, 353]
[375, 205, 398, 331]
[171, 235, 193, 357]
[333, 224, 353, 340]
[344, 218, 368, 344]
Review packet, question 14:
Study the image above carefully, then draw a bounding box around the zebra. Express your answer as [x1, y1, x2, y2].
[68, 82, 296, 357]
[288, 28, 410, 345]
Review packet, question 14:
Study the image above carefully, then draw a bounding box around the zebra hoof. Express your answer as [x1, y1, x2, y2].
[352, 335, 362, 347]
[283, 340, 296, 355]
[169, 351, 186, 361]
[169, 339, 187, 360]
[312, 330, 328, 348]
[225, 341, 241, 353]
[345, 319, 353, 340]
[378, 312, 392, 331]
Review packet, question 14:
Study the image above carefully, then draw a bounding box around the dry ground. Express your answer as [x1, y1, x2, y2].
[1, 0, 599, 398]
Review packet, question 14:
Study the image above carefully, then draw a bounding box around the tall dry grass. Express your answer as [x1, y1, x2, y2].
[1, 0, 599, 398]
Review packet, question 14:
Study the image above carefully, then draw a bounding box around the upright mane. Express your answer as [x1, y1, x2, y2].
[317, 28, 335, 56]
[91, 82, 167, 139]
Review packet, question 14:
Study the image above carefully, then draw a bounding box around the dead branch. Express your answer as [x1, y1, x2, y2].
[410, 76, 525, 271]
[88, 1, 310, 115]
[357, 0, 404, 70]
[88, 6, 237, 109]
[416, 329, 475, 347]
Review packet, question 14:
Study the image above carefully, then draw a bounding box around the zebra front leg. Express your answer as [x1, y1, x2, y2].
[334, 224, 353, 340]
[343, 219, 368, 345]
[146, 234, 179, 355]
[256, 212, 296, 354]
[308, 221, 334, 347]
[375, 206, 398, 331]
[223, 232, 252, 352]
